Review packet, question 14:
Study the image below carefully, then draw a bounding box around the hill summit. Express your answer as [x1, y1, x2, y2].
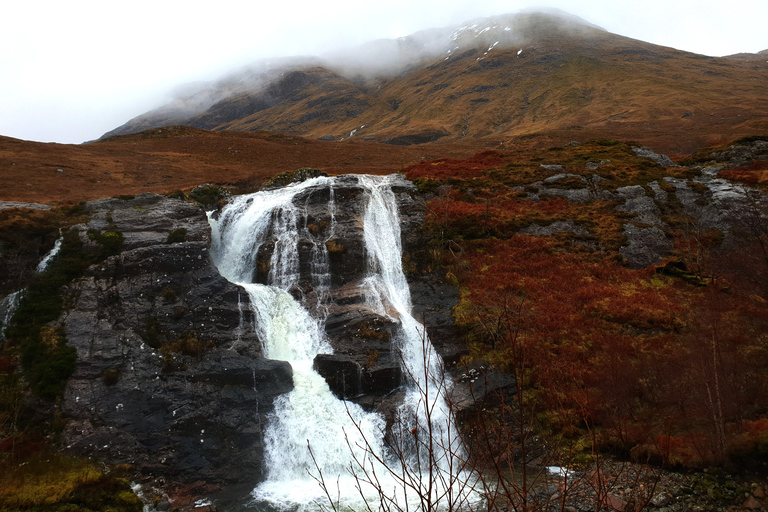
[102, 9, 768, 153]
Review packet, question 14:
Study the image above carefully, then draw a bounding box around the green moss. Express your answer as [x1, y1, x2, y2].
[95, 231, 124, 258]
[0, 453, 142, 512]
[165, 190, 185, 200]
[188, 185, 226, 209]
[165, 228, 187, 244]
[412, 178, 441, 194]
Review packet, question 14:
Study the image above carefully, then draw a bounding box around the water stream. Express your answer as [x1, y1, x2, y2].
[1, 232, 65, 340]
[209, 175, 467, 511]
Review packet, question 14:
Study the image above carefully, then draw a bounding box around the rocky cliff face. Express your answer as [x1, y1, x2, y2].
[60, 193, 293, 484]
[59, 179, 462, 487]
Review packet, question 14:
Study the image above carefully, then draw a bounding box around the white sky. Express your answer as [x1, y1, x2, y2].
[1, 0, 766, 144]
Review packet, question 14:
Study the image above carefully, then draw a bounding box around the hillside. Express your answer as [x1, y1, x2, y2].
[103, 10, 768, 154]
[0, 126, 486, 205]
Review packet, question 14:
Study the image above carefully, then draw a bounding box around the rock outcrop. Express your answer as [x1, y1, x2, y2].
[59, 181, 464, 487]
[238, 174, 463, 406]
[60, 193, 292, 485]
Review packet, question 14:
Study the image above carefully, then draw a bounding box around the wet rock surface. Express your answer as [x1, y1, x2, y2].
[249, 174, 463, 409]
[61, 193, 292, 485]
[60, 181, 465, 488]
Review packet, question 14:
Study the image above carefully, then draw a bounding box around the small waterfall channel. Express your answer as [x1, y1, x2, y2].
[209, 175, 469, 511]
[1, 232, 64, 341]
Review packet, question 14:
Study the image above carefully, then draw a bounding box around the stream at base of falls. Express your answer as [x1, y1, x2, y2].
[209, 174, 475, 511]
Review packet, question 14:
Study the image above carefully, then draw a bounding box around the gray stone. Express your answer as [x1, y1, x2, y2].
[708, 140, 768, 168]
[647, 181, 668, 202]
[615, 185, 665, 226]
[0, 201, 51, 210]
[620, 225, 673, 268]
[632, 146, 679, 168]
[540, 187, 592, 203]
[521, 220, 590, 237]
[585, 160, 610, 170]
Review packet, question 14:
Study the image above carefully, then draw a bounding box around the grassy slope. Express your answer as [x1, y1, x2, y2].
[0, 126, 484, 205]
[404, 139, 768, 469]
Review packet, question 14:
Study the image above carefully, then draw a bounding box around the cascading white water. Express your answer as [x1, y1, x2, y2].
[0, 290, 22, 341]
[36, 232, 63, 273]
[210, 178, 386, 509]
[359, 175, 462, 473]
[2, 232, 66, 341]
[209, 175, 471, 511]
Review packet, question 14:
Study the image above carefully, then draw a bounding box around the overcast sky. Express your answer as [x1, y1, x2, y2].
[1, 0, 766, 145]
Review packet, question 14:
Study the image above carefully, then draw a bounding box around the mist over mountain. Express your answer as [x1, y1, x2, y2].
[101, 9, 768, 152]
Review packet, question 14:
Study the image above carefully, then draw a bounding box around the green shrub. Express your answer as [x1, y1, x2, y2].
[413, 178, 441, 194]
[5, 230, 89, 398]
[94, 230, 124, 258]
[188, 185, 226, 209]
[141, 314, 163, 349]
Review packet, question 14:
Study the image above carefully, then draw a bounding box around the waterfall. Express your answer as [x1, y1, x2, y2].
[2, 232, 65, 341]
[359, 175, 461, 473]
[0, 290, 22, 341]
[209, 175, 468, 511]
[36, 232, 63, 273]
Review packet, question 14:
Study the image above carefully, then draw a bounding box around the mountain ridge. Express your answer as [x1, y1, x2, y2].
[102, 10, 768, 154]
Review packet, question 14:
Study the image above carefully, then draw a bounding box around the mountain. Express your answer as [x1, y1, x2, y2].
[102, 9, 768, 153]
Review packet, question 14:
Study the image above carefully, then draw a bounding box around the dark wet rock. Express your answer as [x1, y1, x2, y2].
[262, 168, 329, 191]
[409, 278, 464, 365]
[452, 367, 517, 428]
[61, 194, 291, 485]
[313, 354, 363, 399]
